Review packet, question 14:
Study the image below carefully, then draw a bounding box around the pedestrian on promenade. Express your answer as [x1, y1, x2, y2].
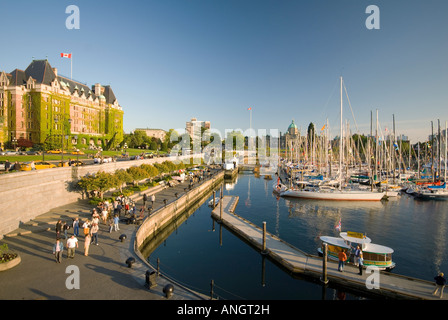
[82, 219, 90, 237]
[108, 217, 114, 233]
[433, 272, 446, 298]
[101, 207, 108, 224]
[113, 214, 120, 231]
[63, 221, 70, 239]
[55, 219, 63, 239]
[84, 234, 91, 256]
[66, 235, 78, 259]
[5, 159, 10, 172]
[53, 238, 64, 263]
[338, 249, 347, 272]
[150, 194, 155, 207]
[92, 211, 100, 225]
[143, 193, 148, 208]
[358, 251, 364, 275]
[90, 223, 99, 245]
[73, 218, 79, 237]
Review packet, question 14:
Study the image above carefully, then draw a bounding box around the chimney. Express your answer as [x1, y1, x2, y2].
[94, 83, 102, 96]
[53, 68, 58, 77]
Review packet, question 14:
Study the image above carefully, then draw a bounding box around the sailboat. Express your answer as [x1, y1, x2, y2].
[414, 120, 448, 200]
[281, 77, 385, 201]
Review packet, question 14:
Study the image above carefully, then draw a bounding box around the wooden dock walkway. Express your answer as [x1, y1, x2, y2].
[211, 196, 445, 300]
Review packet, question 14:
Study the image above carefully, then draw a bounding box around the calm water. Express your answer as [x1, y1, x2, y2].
[146, 173, 448, 300]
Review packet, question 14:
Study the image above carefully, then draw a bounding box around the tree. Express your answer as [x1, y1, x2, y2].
[127, 166, 147, 185]
[140, 164, 159, 180]
[114, 169, 133, 192]
[78, 171, 118, 199]
[94, 171, 119, 199]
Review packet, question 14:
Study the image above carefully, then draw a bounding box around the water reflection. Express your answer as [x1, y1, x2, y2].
[144, 173, 448, 299]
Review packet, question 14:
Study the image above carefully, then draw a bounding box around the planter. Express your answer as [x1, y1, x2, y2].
[0, 255, 21, 271]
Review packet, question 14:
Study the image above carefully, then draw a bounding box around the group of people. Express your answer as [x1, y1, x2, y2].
[3, 159, 21, 172]
[52, 207, 121, 262]
[337, 245, 364, 275]
[336, 245, 447, 299]
[51, 191, 159, 263]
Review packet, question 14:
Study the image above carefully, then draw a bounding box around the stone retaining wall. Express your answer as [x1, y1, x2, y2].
[0, 155, 201, 238]
[135, 171, 224, 251]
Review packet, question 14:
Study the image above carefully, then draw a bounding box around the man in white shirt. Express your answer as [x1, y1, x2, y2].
[66, 235, 78, 258]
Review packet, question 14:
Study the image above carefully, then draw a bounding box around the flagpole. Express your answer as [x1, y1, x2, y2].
[71, 53, 73, 80]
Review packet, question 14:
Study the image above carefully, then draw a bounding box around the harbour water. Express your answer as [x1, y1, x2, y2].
[146, 173, 448, 300]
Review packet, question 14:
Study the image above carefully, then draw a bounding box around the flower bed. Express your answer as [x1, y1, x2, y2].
[0, 244, 20, 271]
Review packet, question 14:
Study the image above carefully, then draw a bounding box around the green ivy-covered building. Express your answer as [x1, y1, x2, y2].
[0, 59, 123, 150]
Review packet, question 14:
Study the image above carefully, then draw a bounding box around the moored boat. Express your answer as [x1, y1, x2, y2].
[281, 188, 385, 201]
[317, 231, 395, 271]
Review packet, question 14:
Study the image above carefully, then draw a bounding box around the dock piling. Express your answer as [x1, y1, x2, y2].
[261, 221, 268, 255]
[320, 243, 329, 284]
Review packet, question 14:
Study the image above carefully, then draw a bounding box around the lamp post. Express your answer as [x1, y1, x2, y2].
[74, 135, 79, 163]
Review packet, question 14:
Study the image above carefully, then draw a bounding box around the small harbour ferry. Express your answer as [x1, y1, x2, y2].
[317, 231, 395, 271]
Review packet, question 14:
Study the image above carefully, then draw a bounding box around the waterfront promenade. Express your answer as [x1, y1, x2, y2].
[0, 173, 215, 300]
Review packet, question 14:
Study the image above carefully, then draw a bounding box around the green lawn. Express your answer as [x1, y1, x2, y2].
[0, 148, 166, 163]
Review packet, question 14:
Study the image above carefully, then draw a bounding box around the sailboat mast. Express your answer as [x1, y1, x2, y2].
[393, 114, 396, 184]
[375, 109, 379, 184]
[339, 76, 343, 191]
[445, 120, 447, 188]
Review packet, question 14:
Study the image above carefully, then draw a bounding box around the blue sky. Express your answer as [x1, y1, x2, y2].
[1, 0, 447, 142]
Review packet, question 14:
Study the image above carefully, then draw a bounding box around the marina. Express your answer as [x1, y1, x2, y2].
[146, 172, 448, 300]
[211, 195, 439, 299]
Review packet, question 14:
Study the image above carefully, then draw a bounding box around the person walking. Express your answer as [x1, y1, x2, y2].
[358, 251, 364, 275]
[338, 249, 347, 272]
[66, 235, 78, 259]
[108, 217, 114, 233]
[55, 219, 63, 239]
[73, 218, 79, 237]
[113, 214, 120, 232]
[84, 233, 91, 256]
[90, 223, 99, 245]
[143, 193, 148, 208]
[63, 221, 70, 239]
[433, 272, 446, 298]
[4, 159, 11, 172]
[82, 219, 90, 238]
[53, 238, 64, 263]
[150, 194, 155, 207]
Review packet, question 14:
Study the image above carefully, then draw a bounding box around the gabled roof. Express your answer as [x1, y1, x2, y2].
[6, 59, 120, 107]
[102, 85, 117, 104]
[8, 69, 27, 86]
[24, 60, 56, 86]
[58, 75, 94, 99]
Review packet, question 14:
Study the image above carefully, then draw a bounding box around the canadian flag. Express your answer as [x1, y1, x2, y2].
[248, 107, 252, 110]
[61, 53, 72, 58]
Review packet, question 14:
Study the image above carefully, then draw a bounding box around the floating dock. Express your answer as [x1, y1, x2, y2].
[211, 196, 444, 300]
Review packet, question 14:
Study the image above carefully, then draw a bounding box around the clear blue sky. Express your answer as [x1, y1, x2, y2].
[1, 0, 447, 142]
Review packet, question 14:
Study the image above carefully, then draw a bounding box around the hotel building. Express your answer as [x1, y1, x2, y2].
[0, 59, 124, 150]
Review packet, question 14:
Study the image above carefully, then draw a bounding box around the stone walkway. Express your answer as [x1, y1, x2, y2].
[0, 174, 217, 300]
